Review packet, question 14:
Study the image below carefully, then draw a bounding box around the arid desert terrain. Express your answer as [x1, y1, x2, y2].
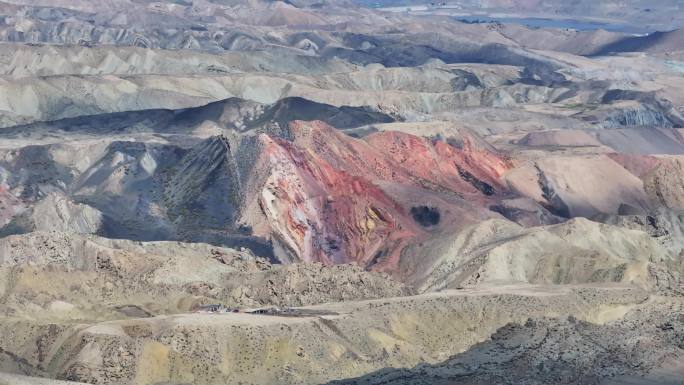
[0, 0, 682, 384]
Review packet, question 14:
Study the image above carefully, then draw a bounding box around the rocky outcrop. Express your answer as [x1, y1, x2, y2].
[0, 231, 411, 319]
[598, 209, 684, 259]
[246, 130, 420, 268]
[644, 158, 684, 209]
[601, 107, 674, 128]
[327, 298, 684, 385]
[164, 136, 242, 230]
[242, 120, 511, 271]
[0, 193, 102, 236]
[0, 184, 26, 228]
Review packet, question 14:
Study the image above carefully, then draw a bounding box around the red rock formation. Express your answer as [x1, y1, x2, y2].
[365, 130, 509, 199]
[248, 132, 420, 271]
[244, 120, 511, 272]
[289, 120, 510, 198]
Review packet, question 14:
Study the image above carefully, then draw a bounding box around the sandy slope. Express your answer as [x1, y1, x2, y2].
[0, 284, 650, 385]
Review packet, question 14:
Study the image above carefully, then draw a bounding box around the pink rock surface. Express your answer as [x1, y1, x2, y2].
[246, 120, 511, 272]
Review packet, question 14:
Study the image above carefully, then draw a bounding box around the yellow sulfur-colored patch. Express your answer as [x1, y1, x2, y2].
[135, 341, 170, 385]
[327, 341, 348, 361]
[366, 217, 376, 232]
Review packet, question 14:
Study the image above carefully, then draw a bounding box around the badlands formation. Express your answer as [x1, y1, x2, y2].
[0, 0, 683, 384]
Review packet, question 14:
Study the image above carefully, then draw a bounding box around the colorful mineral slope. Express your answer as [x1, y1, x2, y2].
[243, 120, 512, 272]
